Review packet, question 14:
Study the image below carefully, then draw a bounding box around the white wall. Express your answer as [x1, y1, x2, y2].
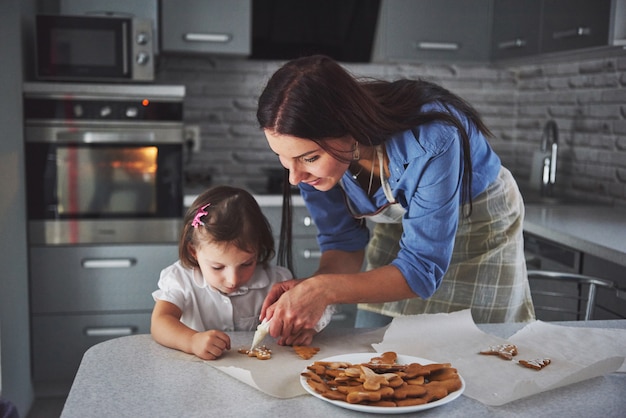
[0, 0, 34, 415]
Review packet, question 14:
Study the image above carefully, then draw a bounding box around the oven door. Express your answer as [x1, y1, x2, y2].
[25, 127, 183, 245]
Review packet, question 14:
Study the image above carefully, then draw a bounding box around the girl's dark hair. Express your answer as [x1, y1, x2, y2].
[179, 185, 275, 269]
[257, 55, 492, 269]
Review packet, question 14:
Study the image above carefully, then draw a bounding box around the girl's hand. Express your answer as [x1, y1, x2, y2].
[190, 330, 231, 360]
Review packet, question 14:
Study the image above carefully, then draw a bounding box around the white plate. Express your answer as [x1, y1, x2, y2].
[300, 352, 465, 414]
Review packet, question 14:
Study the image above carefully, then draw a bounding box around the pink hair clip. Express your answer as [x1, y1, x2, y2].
[191, 203, 211, 228]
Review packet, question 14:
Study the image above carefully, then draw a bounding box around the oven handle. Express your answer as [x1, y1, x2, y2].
[57, 131, 156, 143]
[82, 258, 136, 269]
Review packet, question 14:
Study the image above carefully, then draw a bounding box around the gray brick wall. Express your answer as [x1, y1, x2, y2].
[157, 54, 626, 206]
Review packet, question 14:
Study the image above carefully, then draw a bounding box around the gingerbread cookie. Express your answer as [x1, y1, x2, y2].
[518, 358, 551, 370]
[293, 345, 320, 360]
[479, 343, 518, 360]
[238, 345, 272, 360]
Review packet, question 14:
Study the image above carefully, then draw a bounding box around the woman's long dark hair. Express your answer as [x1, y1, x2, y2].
[257, 55, 492, 272]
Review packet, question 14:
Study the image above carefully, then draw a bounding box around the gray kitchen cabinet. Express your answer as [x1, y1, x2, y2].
[261, 204, 320, 278]
[375, 0, 493, 62]
[524, 232, 626, 321]
[29, 244, 177, 393]
[492, 0, 613, 60]
[160, 0, 251, 55]
[491, 0, 542, 59]
[582, 254, 626, 320]
[541, 0, 612, 53]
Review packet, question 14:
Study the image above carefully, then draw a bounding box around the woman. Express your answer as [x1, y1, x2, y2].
[257, 55, 534, 344]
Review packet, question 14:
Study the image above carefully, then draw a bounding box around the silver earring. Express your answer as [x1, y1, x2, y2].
[353, 142, 360, 161]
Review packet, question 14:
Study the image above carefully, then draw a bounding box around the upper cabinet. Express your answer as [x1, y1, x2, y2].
[491, 0, 542, 60]
[491, 0, 614, 60]
[160, 0, 251, 56]
[541, 0, 611, 53]
[373, 0, 493, 63]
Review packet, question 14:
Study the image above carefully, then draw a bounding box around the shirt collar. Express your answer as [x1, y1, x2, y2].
[194, 265, 272, 296]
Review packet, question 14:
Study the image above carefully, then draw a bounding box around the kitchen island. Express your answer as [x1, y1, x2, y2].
[62, 321, 625, 417]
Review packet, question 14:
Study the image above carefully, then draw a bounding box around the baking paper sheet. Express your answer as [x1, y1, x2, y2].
[371, 309, 626, 405]
[205, 310, 625, 404]
[207, 327, 386, 398]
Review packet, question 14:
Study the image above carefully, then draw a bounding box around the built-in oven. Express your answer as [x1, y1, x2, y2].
[23, 82, 186, 244]
[24, 82, 186, 394]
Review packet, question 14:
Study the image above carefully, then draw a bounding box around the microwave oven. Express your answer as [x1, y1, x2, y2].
[35, 14, 155, 83]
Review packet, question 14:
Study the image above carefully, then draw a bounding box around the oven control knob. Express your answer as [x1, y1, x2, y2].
[136, 52, 150, 66]
[100, 106, 112, 118]
[136, 32, 150, 45]
[125, 107, 139, 118]
[73, 104, 83, 117]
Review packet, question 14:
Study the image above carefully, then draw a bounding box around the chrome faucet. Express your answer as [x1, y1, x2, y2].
[540, 120, 558, 196]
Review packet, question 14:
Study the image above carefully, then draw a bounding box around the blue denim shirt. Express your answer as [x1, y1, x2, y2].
[299, 104, 501, 299]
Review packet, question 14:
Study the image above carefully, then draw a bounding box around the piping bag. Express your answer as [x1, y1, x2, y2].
[250, 305, 335, 350]
[250, 319, 271, 351]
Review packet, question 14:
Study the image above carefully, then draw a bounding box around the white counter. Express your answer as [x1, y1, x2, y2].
[61, 321, 626, 418]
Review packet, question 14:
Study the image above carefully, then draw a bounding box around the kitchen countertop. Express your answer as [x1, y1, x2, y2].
[524, 204, 626, 267]
[61, 321, 626, 418]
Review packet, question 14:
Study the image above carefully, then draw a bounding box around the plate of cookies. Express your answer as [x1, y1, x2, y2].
[300, 351, 464, 414]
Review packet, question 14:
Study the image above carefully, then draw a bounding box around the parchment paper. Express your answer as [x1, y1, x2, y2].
[207, 327, 387, 398]
[371, 309, 626, 406]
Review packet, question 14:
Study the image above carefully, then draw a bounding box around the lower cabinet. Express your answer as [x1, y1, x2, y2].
[582, 254, 626, 320]
[29, 244, 178, 395]
[524, 232, 626, 321]
[31, 312, 151, 389]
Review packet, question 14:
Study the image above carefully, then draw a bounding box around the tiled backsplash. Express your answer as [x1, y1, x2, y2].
[157, 54, 626, 206]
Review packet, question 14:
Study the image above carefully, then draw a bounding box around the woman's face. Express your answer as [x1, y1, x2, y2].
[264, 130, 352, 191]
[191, 240, 257, 294]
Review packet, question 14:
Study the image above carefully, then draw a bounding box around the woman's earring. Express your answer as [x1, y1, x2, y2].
[353, 142, 360, 161]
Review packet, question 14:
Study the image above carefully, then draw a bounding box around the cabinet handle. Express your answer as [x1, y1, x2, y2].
[183, 33, 232, 43]
[413, 41, 459, 51]
[497, 38, 527, 50]
[302, 216, 314, 227]
[82, 258, 136, 269]
[302, 249, 322, 259]
[552, 27, 591, 39]
[85, 327, 135, 337]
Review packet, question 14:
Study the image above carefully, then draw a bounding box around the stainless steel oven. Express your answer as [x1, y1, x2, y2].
[23, 82, 185, 244]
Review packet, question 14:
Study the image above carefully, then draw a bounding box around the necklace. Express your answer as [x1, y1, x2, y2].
[351, 164, 364, 180]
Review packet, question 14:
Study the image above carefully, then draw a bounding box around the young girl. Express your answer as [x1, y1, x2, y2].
[151, 185, 330, 360]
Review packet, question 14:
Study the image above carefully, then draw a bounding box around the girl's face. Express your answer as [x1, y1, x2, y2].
[191, 240, 257, 294]
[264, 130, 352, 192]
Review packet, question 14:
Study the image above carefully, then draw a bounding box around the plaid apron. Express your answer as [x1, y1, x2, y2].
[358, 167, 535, 323]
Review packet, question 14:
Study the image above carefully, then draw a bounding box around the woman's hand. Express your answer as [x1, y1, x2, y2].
[281, 328, 317, 346]
[265, 278, 329, 344]
[259, 279, 300, 321]
[190, 330, 231, 360]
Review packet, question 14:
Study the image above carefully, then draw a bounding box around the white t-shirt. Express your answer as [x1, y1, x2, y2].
[152, 261, 293, 332]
